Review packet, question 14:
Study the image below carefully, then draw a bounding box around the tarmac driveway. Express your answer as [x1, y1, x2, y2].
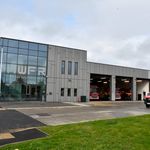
[0, 109, 45, 133]
[12, 101, 150, 125]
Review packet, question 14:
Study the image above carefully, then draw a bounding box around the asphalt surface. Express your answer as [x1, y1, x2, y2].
[0, 101, 73, 108]
[13, 101, 150, 125]
[0, 110, 45, 133]
[0, 128, 47, 147]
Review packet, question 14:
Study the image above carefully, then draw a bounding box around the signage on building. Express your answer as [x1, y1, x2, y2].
[17, 65, 46, 76]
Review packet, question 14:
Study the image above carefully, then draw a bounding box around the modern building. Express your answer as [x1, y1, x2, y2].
[0, 37, 150, 102]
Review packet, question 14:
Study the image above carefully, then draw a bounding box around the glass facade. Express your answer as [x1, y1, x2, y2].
[0, 38, 48, 101]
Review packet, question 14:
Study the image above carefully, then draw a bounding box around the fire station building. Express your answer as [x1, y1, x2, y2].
[0, 37, 150, 102]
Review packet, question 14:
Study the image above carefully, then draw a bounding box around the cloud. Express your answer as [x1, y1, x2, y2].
[0, 0, 150, 69]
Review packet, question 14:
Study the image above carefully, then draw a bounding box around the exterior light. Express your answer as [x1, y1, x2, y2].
[136, 80, 142, 83]
[103, 81, 108, 84]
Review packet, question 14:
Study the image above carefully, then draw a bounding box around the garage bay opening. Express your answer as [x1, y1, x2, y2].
[90, 74, 111, 101]
[116, 76, 132, 101]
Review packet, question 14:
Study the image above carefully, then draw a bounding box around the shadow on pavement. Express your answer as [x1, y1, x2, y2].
[0, 128, 47, 147]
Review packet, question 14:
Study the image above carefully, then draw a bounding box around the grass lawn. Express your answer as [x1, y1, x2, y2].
[1, 115, 150, 150]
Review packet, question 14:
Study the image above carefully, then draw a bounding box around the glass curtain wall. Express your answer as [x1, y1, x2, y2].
[0, 38, 48, 101]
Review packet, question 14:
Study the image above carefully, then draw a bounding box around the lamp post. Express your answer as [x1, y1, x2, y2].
[0, 47, 3, 96]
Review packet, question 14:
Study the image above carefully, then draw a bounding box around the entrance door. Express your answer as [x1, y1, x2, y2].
[26, 85, 40, 101]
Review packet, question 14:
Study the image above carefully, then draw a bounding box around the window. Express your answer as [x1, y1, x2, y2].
[28, 56, 37, 66]
[8, 40, 18, 48]
[19, 49, 28, 55]
[29, 43, 38, 50]
[0, 53, 7, 63]
[2, 47, 8, 53]
[37, 76, 46, 84]
[61, 88, 64, 96]
[67, 88, 71, 96]
[74, 89, 77, 96]
[39, 44, 47, 52]
[7, 53, 17, 64]
[74, 62, 78, 75]
[29, 50, 38, 56]
[5, 74, 16, 84]
[38, 57, 46, 66]
[38, 51, 47, 57]
[68, 61, 72, 75]
[0, 39, 2, 46]
[61, 60, 65, 74]
[6, 64, 17, 74]
[18, 55, 28, 64]
[19, 41, 28, 49]
[27, 66, 37, 75]
[2, 64, 6, 72]
[27, 76, 37, 84]
[8, 47, 18, 53]
[3, 39, 8, 46]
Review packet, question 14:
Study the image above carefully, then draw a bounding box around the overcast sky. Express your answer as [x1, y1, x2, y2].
[0, 0, 150, 69]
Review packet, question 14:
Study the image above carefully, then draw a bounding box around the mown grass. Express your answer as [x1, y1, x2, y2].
[1, 115, 150, 150]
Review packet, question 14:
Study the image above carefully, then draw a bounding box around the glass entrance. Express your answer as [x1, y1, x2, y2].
[26, 85, 42, 101]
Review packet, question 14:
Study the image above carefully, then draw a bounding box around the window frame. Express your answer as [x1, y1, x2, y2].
[61, 60, 65, 74]
[61, 88, 65, 96]
[67, 88, 71, 96]
[68, 61, 72, 75]
[74, 88, 77, 97]
[74, 62, 78, 75]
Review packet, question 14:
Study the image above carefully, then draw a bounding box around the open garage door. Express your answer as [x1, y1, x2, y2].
[136, 79, 150, 101]
[90, 74, 111, 101]
[116, 77, 132, 101]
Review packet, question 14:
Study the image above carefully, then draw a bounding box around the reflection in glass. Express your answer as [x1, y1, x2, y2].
[7, 64, 17, 74]
[37, 76, 46, 84]
[8, 47, 18, 53]
[8, 40, 18, 48]
[2, 73, 5, 83]
[29, 43, 38, 50]
[17, 65, 27, 75]
[7, 53, 17, 64]
[38, 51, 47, 57]
[19, 49, 28, 55]
[37, 67, 46, 76]
[2, 47, 7, 53]
[5, 74, 16, 84]
[27, 76, 37, 84]
[19, 41, 28, 49]
[68, 61, 72, 75]
[0, 53, 7, 63]
[29, 50, 38, 56]
[0, 39, 48, 101]
[39, 44, 47, 51]
[28, 56, 37, 65]
[2, 64, 6, 72]
[27, 66, 37, 75]
[38, 57, 46, 66]
[18, 55, 27, 64]
[61, 60, 65, 74]
[74, 62, 78, 75]
[3, 39, 8, 46]
[16, 75, 26, 84]
[0, 38, 2, 45]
